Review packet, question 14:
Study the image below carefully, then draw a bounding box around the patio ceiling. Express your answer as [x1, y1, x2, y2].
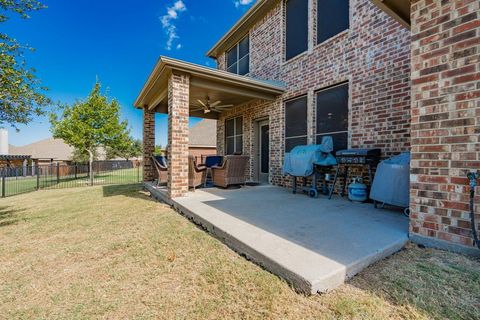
[370, 0, 410, 29]
[134, 57, 285, 120]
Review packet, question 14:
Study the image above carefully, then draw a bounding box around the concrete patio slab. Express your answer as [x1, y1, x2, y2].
[145, 183, 408, 294]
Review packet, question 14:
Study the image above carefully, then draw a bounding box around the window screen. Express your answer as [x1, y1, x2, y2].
[286, 0, 308, 61]
[316, 83, 349, 151]
[317, 0, 349, 44]
[225, 117, 243, 155]
[226, 36, 250, 75]
[285, 96, 308, 152]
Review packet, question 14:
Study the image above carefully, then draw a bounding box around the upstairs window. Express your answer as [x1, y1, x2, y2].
[225, 117, 243, 155]
[286, 0, 309, 61]
[226, 36, 250, 75]
[317, 0, 350, 44]
[315, 83, 349, 151]
[285, 96, 308, 152]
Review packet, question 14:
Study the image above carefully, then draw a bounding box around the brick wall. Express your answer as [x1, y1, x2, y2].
[410, 0, 479, 250]
[216, 0, 411, 188]
[142, 108, 155, 182]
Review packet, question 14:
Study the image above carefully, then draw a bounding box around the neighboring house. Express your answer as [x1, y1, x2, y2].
[188, 119, 217, 161]
[136, 0, 479, 255]
[10, 138, 75, 165]
[158, 119, 218, 161]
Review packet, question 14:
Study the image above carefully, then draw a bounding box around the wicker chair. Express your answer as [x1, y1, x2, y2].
[189, 155, 206, 190]
[211, 155, 249, 188]
[152, 156, 167, 186]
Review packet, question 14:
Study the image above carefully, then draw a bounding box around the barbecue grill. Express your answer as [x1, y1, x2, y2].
[329, 148, 381, 199]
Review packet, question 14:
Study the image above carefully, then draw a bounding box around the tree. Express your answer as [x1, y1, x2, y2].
[0, 0, 51, 129]
[71, 147, 99, 164]
[50, 82, 129, 184]
[106, 137, 142, 161]
[154, 144, 164, 155]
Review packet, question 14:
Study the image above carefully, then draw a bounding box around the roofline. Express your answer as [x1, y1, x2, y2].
[206, 0, 277, 59]
[134, 56, 285, 108]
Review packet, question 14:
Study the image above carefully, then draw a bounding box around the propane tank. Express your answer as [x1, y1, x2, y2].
[348, 177, 368, 202]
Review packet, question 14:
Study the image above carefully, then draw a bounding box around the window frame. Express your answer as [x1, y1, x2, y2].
[315, 82, 349, 151]
[316, 0, 350, 45]
[225, 116, 244, 155]
[285, 0, 309, 61]
[226, 34, 250, 76]
[284, 95, 308, 152]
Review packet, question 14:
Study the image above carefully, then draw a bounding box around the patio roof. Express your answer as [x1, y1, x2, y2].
[370, 0, 410, 28]
[134, 56, 285, 120]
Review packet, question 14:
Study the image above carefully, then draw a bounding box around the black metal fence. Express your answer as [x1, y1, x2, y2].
[0, 161, 143, 198]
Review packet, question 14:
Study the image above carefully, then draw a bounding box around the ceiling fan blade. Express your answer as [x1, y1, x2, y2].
[215, 104, 234, 109]
[197, 99, 207, 108]
[210, 100, 222, 108]
[190, 106, 203, 112]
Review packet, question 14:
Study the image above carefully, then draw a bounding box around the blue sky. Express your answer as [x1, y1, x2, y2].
[4, 0, 255, 147]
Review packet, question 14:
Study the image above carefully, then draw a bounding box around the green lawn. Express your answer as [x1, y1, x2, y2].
[0, 184, 478, 319]
[1, 167, 142, 197]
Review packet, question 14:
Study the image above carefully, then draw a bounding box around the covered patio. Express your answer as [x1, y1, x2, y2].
[145, 182, 408, 294]
[134, 56, 285, 199]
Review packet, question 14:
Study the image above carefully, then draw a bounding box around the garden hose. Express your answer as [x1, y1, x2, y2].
[467, 171, 480, 249]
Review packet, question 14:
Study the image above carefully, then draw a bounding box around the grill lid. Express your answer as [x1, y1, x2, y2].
[336, 148, 381, 157]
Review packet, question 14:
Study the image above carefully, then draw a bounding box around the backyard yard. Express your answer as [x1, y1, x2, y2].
[0, 184, 478, 319]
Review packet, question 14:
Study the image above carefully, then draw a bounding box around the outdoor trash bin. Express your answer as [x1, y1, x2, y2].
[370, 152, 410, 209]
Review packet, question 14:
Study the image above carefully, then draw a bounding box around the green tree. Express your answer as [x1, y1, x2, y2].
[106, 137, 142, 161]
[71, 147, 99, 164]
[0, 0, 51, 129]
[154, 144, 164, 155]
[50, 82, 129, 184]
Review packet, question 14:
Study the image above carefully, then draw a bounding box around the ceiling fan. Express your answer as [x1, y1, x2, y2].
[191, 97, 234, 114]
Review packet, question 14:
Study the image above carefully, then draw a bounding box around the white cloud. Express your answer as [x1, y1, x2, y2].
[234, 0, 255, 8]
[176, 44, 182, 50]
[160, 0, 187, 50]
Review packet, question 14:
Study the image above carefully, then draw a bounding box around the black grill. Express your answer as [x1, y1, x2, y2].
[336, 148, 381, 165]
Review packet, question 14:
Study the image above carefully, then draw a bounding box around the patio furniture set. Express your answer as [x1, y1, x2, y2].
[152, 155, 249, 190]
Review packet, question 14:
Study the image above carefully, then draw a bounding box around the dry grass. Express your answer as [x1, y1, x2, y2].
[0, 184, 478, 319]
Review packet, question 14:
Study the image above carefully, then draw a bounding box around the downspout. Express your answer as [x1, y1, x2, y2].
[467, 171, 480, 249]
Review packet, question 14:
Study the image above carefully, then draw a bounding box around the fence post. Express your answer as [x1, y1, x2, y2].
[1, 169, 5, 198]
[137, 164, 140, 182]
[56, 163, 60, 184]
[90, 162, 94, 186]
[36, 165, 40, 190]
[74, 163, 77, 180]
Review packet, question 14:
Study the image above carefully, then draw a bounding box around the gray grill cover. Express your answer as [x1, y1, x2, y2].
[370, 152, 410, 208]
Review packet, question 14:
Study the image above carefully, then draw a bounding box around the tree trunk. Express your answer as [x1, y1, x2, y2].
[87, 149, 94, 186]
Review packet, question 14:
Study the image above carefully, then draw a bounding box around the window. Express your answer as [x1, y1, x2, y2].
[226, 36, 250, 75]
[286, 0, 309, 61]
[285, 96, 308, 152]
[225, 117, 243, 155]
[317, 0, 349, 44]
[315, 83, 349, 151]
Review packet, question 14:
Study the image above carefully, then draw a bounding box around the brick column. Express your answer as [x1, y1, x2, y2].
[410, 0, 479, 254]
[167, 72, 190, 198]
[143, 107, 155, 182]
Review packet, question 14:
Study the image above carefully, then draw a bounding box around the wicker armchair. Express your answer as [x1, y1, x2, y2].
[152, 156, 167, 186]
[211, 155, 249, 188]
[189, 155, 206, 190]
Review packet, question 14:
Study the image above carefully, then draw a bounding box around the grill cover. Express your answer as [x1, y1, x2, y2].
[283, 137, 337, 177]
[370, 153, 410, 208]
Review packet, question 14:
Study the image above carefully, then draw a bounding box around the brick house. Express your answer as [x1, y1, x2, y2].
[136, 0, 479, 256]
